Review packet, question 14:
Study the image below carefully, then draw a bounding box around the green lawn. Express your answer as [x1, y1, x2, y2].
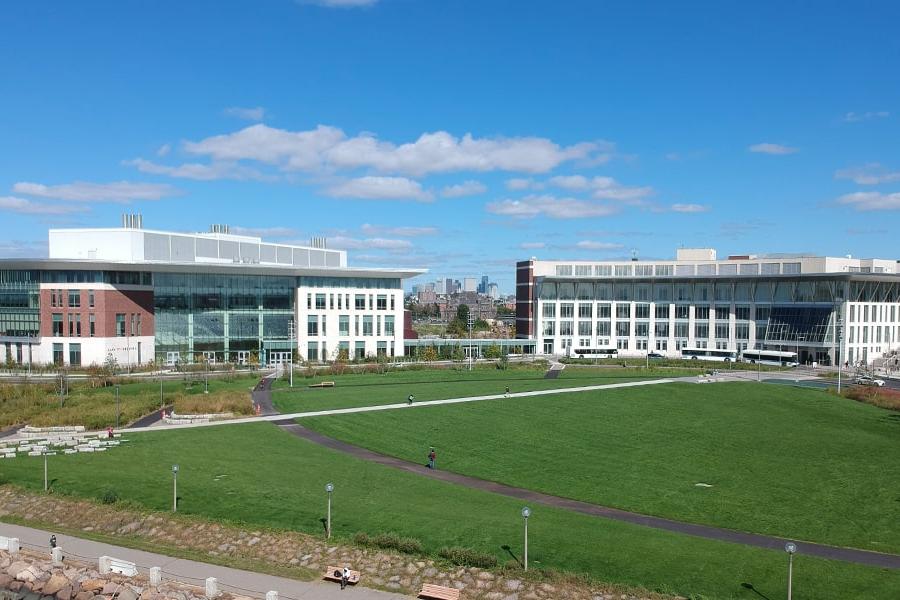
[0, 423, 896, 599]
[0, 374, 259, 429]
[272, 364, 701, 413]
[302, 381, 900, 553]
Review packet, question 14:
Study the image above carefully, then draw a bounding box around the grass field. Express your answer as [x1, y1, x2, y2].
[272, 364, 702, 413]
[0, 423, 896, 599]
[302, 381, 900, 553]
[0, 374, 258, 429]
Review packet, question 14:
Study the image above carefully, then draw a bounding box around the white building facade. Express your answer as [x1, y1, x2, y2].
[516, 248, 900, 367]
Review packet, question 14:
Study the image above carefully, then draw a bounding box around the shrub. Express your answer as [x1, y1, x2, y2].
[100, 489, 119, 504]
[439, 546, 498, 568]
[354, 531, 424, 555]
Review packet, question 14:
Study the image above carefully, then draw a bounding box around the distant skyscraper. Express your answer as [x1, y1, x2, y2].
[487, 282, 499, 300]
[463, 277, 477, 292]
[446, 278, 454, 294]
[434, 279, 446, 294]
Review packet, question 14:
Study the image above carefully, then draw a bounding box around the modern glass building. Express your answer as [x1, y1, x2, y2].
[0, 218, 423, 367]
[517, 248, 900, 367]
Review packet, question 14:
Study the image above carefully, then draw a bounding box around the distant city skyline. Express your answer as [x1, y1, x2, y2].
[2, 1, 899, 293]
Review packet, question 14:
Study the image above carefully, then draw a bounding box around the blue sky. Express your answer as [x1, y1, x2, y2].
[1, 1, 898, 293]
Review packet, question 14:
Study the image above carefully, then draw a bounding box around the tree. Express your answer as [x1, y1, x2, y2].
[484, 344, 502, 359]
[456, 304, 470, 323]
[422, 346, 439, 362]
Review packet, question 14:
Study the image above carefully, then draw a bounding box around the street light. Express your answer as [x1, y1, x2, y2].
[521, 506, 531, 571]
[468, 314, 474, 371]
[325, 482, 334, 539]
[172, 464, 179, 512]
[289, 319, 295, 389]
[115, 384, 120, 429]
[43, 452, 49, 492]
[785, 542, 797, 600]
[834, 297, 843, 394]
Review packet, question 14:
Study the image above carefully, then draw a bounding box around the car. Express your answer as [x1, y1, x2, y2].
[855, 376, 885, 387]
[647, 352, 665, 360]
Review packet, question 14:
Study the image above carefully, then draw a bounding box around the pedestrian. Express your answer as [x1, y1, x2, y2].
[505, 386, 510, 398]
[49, 534, 57, 556]
[341, 565, 351, 590]
[407, 393, 414, 405]
[428, 447, 436, 469]
[107, 426, 114, 439]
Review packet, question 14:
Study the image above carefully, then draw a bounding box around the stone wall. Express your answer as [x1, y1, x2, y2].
[0, 486, 679, 600]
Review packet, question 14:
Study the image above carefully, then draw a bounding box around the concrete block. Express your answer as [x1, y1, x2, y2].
[51, 546, 63, 565]
[149, 566, 161, 586]
[205, 577, 218, 598]
[266, 592, 278, 600]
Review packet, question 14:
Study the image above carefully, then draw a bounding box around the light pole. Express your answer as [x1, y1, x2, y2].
[289, 319, 295, 388]
[43, 453, 48, 491]
[325, 482, 334, 539]
[835, 297, 843, 394]
[204, 358, 209, 394]
[467, 314, 474, 371]
[172, 464, 179, 512]
[521, 506, 531, 571]
[785, 542, 797, 600]
[115, 384, 120, 429]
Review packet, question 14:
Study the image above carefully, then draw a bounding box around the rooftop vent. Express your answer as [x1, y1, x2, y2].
[630, 248, 639, 262]
[121, 213, 143, 229]
[310, 236, 327, 249]
[210, 224, 231, 234]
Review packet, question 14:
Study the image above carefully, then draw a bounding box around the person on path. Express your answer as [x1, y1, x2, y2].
[407, 393, 414, 405]
[341, 565, 350, 590]
[505, 386, 510, 398]
[428, 447, 436, 469]
[49, 534, 57, 556]
[107, 426, 114, 439]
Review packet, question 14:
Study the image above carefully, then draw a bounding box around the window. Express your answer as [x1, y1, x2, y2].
[636, 322, 649, 337]
[69, 343, 81, 366]
[88, 290, 95, 308]
[329, 294, 334, 310]
[555, 265, 573, 276]
[307, 342, 319, 361]
[617, 338, 629, 350]
[68, 290, 80, 308]
[363, 315, 373, 336]
[574, 265, 592, 277]
[52, 343, 64, 365]
[616, 322, 630, 337]
[136, 314, 142, 336]
[755, 306, 770, 321]
[560, 321, 574, 336]
[130, 313, 137, 336]
[307, 315, 318, 336]
[355, 341, 366, 359]
[675, 322, 689, 338]
[656, 339, 668, 351]
[675, 305, 689, 319]
[616, 304, 631, 319]
[75, 314, 81, 337]
[50, 291, 57, 308]
[715, 306, 730, 320]
[68, 314, 75, 337]
[355, 295, 366, 310]
[337, 295, 343, 310]
[560, 303, 574, 318]
[597, 303, 611, 318]
[377, 295, 387, 310]
[542, 321, 555, 336]
[596, 321, 611, 336]
[542, 304, 556, 318]
[390, 295, 396, 311]
[595, 265, 612, 277]
[578, 303, 592, 318]
[695, 323, 709, 338]
[695, 306, 710, 320]
[736, 324, 750, 340]
[315, 294, 326, 310]
[52, 313, 63, 336]
[715, 323, 729, 339]
[635, 265, 653, 277]
[655, 322, 669, 337]
[615, 265, 632, 277]
[89, 314, 95, 337]
[578, 321, 592, 336]
[735, 306, 750, 320]
[385, 315, 395, 336]
[636, 304, 650, 319]
[307, 294, 312, 310]
[339, 315, 350, 336]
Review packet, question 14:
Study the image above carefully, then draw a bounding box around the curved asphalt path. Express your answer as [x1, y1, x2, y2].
[253, 376, 900, 570]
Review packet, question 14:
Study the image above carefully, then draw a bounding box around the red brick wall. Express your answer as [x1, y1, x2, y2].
[39, 288, 155, 338]
[515, 260, 534, 338]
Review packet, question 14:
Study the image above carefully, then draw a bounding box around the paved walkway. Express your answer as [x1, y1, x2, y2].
[2, 523, 408, 600]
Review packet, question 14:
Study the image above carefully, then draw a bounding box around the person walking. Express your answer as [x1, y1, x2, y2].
[407, 393, 414, 405]
[49, 534, 57, 557]
[505, 386, 510, 398]
[341, 565, 351, 590]
[428, 447, 436, 469]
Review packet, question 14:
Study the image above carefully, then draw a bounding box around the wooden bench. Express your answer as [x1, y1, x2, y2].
[323, 565, 360, 585]
[418, 583, 460, 600]
[309, 381, 336, 388]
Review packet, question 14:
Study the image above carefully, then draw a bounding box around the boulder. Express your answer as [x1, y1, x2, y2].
[6, 560, 29, 577]
[80, 578, 105, 592]
[43, 573, 71, 595]
[56, 584, 74, 600]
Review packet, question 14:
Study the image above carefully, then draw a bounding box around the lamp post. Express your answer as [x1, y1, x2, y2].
[204, 358, 209, 394]
[785, 542, 797, 600]
[835, 297, 843, 394]
[325, 482, 334, 539]
[521, 506, 531, 571]
[468, 314, 474, 371]
[172, 464, 179, 512]
[289, 319, 295, 388]
[115, 384, 120, 429]
[43, 453, 48, 492]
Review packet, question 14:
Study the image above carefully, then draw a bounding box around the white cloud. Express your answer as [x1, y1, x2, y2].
[671, 203, 710, 213]
[223, 106, 266, 121]
[505, 178, 537, 191]
[748, 143, 798, 155]
[182, 124, 597, 177]
[12, 180, 177, 203]
[843, 111, 889, 123]
[361, 224, 438, 237]
[325, 176, 433, 201]
[836, 191, 900, 211]
[0, 239, 48, 258]
[834, 163, 900, 185]
[229, 226, 298, 238]
[124, 158, 269, 181]
[485, 195, 618, 219]
[0, 196, 89, 215]
[329, 236, 413, 251]
[575, 240, 624, 251]
[520, 241, 546, 249]
[156, 144, 171, 157]
[547, 174, 652, 202]
[440, 180, 487, 198]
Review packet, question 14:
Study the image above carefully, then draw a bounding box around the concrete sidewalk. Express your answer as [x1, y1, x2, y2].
[2, 522, 409, 599]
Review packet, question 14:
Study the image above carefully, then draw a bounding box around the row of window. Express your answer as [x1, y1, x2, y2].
[49, 289, 95, 309]
[306, 340, 395, 361]
[538, 280, 839, 303]
[554, 262, 801, 278]
[51, 312, 142, 337]
[542, 303, 763, 321]
[307, 314, 396, 337]
[847, 325, 898, 345]
[849, 304, 899, 324]
[52, 342, 81, 366]
[544, 321, 757, 339]
[306, 293, 396, 312]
